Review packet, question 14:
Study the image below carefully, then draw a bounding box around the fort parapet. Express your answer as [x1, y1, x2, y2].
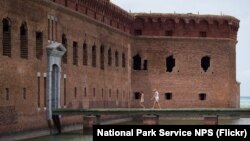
[50, 0, 239, 39]
[132, 13, 239, 39]
[52, 0, 134, 33]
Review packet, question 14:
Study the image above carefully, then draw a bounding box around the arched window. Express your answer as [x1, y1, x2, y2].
[179, 19, 185, 28]
[102, 88, 104, 98]
[148, 18, 153, 26]
[165, 19, 175, 29]
[20, 22, 28, 59]
[62, 34, 67, 64]
[223, 20, 229, 27]
[36, 32, 43, 60]
[157, 18, 162, 27]
[133, 54, 141, 70]
[74, 87, 77, 98]
[100, 45, 104, 70]
[83, 43, 88, 65]
[213, 20, 219, 28]
[143, 60, 148, 70]
[73, 41, 78, 65]
[2, 18, 11, 57]
[122, 52, 125, 68]
[189, 19, 196, 29]
[115, 50, 119, 67]
[116, 89, 119, 99]
[108, 48, 112, 66]
[92, 45, 96, 67]
[109, 89, 112, 98]
[93, 88, 96, 97]
[134, 18, 144, 28]
[134, 18, 144, 35]
[199, 20, 209, 30]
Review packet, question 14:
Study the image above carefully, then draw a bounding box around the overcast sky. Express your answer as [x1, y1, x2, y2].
[111, 0, 250, 97]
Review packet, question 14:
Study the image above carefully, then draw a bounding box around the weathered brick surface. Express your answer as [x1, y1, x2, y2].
[0, 0, 239, 134]
[131, 37, 239, 108]
[0, 106, 17, 126]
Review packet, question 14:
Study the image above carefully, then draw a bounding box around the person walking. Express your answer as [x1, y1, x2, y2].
[140, 91, 145, 108]
[151, 89, 161, 109]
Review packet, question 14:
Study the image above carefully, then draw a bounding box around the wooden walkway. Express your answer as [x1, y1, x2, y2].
[50, 108, 250, 134]
[53, 108, 250, 117]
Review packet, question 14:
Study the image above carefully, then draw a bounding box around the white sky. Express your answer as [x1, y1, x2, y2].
[111, 0, 250, 97]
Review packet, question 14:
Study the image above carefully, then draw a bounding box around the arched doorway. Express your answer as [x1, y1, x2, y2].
[46, 42, 66, 133]
[46, 42, 66, 121]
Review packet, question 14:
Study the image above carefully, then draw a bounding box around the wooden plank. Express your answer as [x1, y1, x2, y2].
[53, 108, 250, 117]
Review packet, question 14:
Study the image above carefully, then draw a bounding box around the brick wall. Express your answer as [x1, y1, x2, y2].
[131, 37, 239, 108]
[0, 0, 131, 134]
[0, 0, 239, 134]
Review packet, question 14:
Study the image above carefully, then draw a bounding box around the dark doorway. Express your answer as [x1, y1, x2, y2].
[52, 64, 59, 109]
[133, 54, 141, 70]
[166, 55, 175, 72]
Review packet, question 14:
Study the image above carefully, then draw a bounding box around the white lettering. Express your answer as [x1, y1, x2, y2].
[97, 129, 133, 136]
[136, 129, 156, 136]
[159, 129, 192, 136]
[195, 129, 213, 136]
